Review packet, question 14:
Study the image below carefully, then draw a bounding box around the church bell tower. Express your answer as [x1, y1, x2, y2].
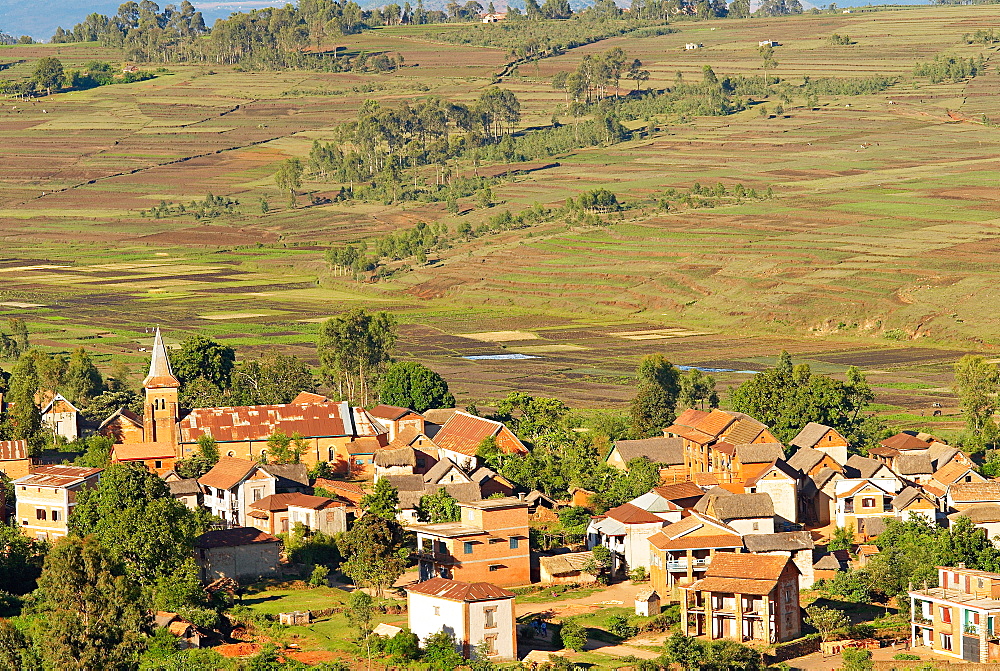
[143, 328, 180, 447]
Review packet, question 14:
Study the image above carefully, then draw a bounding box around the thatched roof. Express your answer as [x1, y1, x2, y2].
[712, 493, 774, 520]
[743, 531, 814, 553]
[374, 447, 416, 468]
[790, 422, 834, 450]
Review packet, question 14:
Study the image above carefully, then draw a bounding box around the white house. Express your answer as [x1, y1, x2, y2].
[407, 577, 517, 661]
[685, 42, 703, 50]
[587, 502, 667, 574]
[627, 490, 685, 524]
[197, 457, 277, 527]
[949, 504, 1000, 548]
[745, 460, 799, 526]
[41, 393, 81, 441]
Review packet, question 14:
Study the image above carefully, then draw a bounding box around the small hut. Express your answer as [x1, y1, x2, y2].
[635, 589, 661, 617]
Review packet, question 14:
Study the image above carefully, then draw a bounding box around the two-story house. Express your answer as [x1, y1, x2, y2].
[413, 497, 530, 587]
[834, 478, 903, 539]
[681, 552, 801, 644]
[789, 423, 849, 467]
[14, 465, 102, 541]
[648, 512, 744, 599]
[910, 565, 1000, 663]
[407, 577, 517, 661]
[197, 457, 277, 527]
[587, 502, 668, 575]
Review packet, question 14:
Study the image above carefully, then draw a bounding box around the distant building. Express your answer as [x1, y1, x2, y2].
[587, 502, 667, 574]
[789, 423, 848, 466]
[606, 437, 684, 474]
[110, 442, 176, 475]
[685, 43, 703, 50]
[413, 497, 530, 587]
[41, 394, 80, 441]
[194, 527, 282, 582]
[481, 12, 507, 23]
[0, 440, 31, 480]
[743, 531, 816, 589]
[759, 40, 778, 47]
[14, 465, 102, 541]
[198, 457, 277, 527]
[909, 565, 1000, 662]
[648, 512, 743, 599]
[432, 411, 527, 472]
[407, 577, 516, 660]
[539, 551, 597, 585]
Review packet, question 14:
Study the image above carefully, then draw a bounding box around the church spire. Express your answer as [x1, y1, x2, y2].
[143, 328, 180, 389]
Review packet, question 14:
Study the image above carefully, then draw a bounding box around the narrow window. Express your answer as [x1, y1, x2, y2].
[509, 537, 519, 549]
[484, 634, 497, 655]
[35, 509, 46, 521]
[464, 541, 474, 554]
[154, 460, 162, 469]
[433, 606, 440, 616]
[484, 607, 496, 628]
[51, 510, 60, 522]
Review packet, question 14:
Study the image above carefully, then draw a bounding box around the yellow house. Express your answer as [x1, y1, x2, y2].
[14, 465, 102, 541]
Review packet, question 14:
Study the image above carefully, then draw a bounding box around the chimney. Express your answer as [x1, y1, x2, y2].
[959, 563, 966, 569]
[518, 492, 525, 500]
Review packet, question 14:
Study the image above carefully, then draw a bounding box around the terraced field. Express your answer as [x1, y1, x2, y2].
[2, 5, 1000, 426]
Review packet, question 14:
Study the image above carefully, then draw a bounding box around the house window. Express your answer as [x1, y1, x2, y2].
[21, 520, 27, 526]
[35, 509, 46, 521]
[489, 564, 503, 571]
[484, 634, 497, 656]
[941, 607, 951, 623]
[861, 497, 875, 508]
[752, 522, 759, 531]
[844, 499, 854, 513]
[252, 489, 262, 502]
[464, 541, 474, 554]
[433, 606, 440, 616]
[51, 510, 60, 522]
[154, 461, 162, 469]
[940, 633, 952, 651]
[484, 607, 497, 628]
[467, 510, 474, 521]
[509, 537, 519, 550]
[422, 539, 433, 553]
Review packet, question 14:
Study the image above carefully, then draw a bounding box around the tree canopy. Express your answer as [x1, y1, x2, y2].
[378, 361, 455, 413]
[318, 308, 397, 406]
[630, 354, 681, 437]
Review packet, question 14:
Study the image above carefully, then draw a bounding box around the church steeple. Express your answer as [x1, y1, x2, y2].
[143, 328, 180, 448]
[144, 328, 180, 390]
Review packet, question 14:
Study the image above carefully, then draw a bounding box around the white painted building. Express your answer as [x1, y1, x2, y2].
[587, 502, 667, 574]
[407, 577, 517, 661]
[41, 394, 81, 441]
[746, 461, 799, 525]
[197, 457, 277, 527]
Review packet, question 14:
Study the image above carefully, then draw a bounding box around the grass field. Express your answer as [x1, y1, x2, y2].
[3, 6, 1000, 423]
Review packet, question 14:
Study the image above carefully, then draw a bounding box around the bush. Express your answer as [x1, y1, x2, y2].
[842, 648, 873, 671]
[558, 619, 588, 651]
[629, 566, 648, 583]
[894, 653, 921, 661]
[607, 614, 638, 639]
[308, 564, 330, 587]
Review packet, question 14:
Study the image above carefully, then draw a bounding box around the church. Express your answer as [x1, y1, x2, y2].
[103, 329, 388, 473]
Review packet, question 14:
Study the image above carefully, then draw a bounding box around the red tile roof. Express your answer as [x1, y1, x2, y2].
[369, 405, 417, 421]
[251, 493, 343, 512]
[671, 408, 710, 429]
[180, 402, 358, 443]
[653, 482, 705, 501]
[195, 527, 280, 549]
[0, 440, 27, 461]
[603, 502, 666, 525]
[693, 410, 737, 438]
[880, 433, 930, 452]
[433, 412, 526, 457]
[406, 577, 514, 601]
[649, 532, 742, 551]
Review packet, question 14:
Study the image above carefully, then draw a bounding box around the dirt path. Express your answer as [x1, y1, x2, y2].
[516, 582, 644, 619]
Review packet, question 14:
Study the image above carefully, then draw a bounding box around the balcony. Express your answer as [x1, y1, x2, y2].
[666, 558, 711, 571]
[415, 549, 457, 565]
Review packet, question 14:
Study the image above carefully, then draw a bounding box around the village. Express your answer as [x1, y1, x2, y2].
[1, 328, 996, 669]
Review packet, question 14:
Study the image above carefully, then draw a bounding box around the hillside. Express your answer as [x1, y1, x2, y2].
[1, 5, 998, 424]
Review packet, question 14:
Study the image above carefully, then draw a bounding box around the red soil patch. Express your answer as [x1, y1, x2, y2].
[215, 642, 261, 658]
[285, 650, 339, 664]
[136, 224, 279, 246]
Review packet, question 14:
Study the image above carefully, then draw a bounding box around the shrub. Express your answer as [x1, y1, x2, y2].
[558, 619, 587, 651]
[607, 614, 638, 639]
[894, 653, 921, 661]
[629, 566, 648, 583]
[308, 564, 330, 587]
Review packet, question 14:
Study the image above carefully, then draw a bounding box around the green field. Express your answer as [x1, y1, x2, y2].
[3, 6, 1000, 421]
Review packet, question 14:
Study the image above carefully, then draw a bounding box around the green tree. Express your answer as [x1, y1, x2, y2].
[583, 544, 612, 581]
[265, 430, 304, 464]
[64, 346, 106, 404]
[69, 463, 210, 587]
[679, 368, 719, 410]
[495, 391, 569, 441]
[0, 618, 38, 669]
[379, 361, 455, 412]
[37, 536, 146, 669]
[175, 434, 220, 478]
[33, 56, 64, 95]
[423, 630, 464, 668]
[338, 513, 406, 596]
[828, 525, 855, 552]
[805, 605, 849, 642]
[0, 522, 46, 594]
[3, 350, 42, 446]
[701, 640, 763, 671]
[663, 632, 704, 670]
[230, 352, 315, 405]
[275, 157, 304, 207]
[759, 44, 777, 83]
[318, 309, 398, 406]
[630, 354, 681, 437]
[842, 648, 873, 671]
[955, 354, 1000, 435]
[417, 488, 460, 523]
[8, 318, 28, 353]
[385, 628, 421, 661]
[347, 589, 376, 669]
[557, 619, 587, 652]
[170, 335, 235, 399]
[361, 477, 400, 520]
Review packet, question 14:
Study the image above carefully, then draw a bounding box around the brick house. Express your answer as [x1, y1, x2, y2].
[681, 553, 801, 643]
[194, 527, 282, 582]
[666, 409, 779, 479]
[368, 405, 425, 442]
[909, 565, 1000, 662]
[14, 465, 102, 541]
[648, 512, 744, 600]
[789, 423, 848, 467]
[110, 442, 177, 475]
[0, 440, 31, 480]
[407, 577, 517, 660]
[413, 497, 530, 587]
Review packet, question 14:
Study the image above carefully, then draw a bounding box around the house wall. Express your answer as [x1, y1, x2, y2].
[467, 597, 516, 660]
[374, 464, 414, 483]
[183, 436, 356, 471]
[0, 459, 30, 480]
[16, 484, 71, 540]
[755, 478, 798, 524]
[606, 448, 628, 470]
[288, 505, 348, 535]
[625, 523, 667, 571]
[419, 530, 530, 587]
[101, 416, 144, 444]
[116, 456, 176, 476]
[813, 430, 848, 466]
[197, 541, 281, 582]
[44, 408, 78, 441]
[408, 592, 467, 648]
[539, 567, 596, 585]
[439, 448, 477, 472]
[725, 517, 775, 535]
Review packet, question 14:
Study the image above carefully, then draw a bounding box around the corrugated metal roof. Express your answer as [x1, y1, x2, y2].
[15, 465, 102, 488]
[180, 402, 365, 443]
[406, 577, 514, 601]
[198, 457, 261, 491]
[195, 527, 280, 549]
[0, 440, 28, 461]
